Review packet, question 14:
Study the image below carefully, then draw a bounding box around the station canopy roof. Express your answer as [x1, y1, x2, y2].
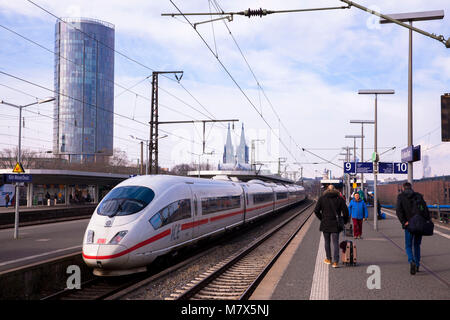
[187, 170, 297, 184]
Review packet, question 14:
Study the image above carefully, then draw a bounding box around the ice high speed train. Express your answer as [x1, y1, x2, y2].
[82, 175, 306, 276]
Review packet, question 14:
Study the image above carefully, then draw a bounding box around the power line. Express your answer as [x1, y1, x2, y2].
[24, 0, 227, 127]
[0, 78, 220, 155]
[169, 1, 302, 166]
[0, 22, 210, 123]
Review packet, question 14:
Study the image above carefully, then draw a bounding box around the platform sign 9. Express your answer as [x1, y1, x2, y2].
[393, 162, 408, 174]
[344, 162, 356, 174]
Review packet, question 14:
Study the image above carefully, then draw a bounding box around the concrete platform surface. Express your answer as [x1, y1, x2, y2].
[251, 208, 450, 300]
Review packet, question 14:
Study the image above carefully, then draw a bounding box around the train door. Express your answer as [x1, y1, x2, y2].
[173, 184, 195, 245]
[190, 185, 210, 241]
[240, 184, 248, 223]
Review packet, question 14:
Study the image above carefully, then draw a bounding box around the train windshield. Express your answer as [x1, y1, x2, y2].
[97, 186, 155, 217]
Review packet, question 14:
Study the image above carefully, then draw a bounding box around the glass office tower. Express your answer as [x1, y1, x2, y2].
[54, 18, 114, 163]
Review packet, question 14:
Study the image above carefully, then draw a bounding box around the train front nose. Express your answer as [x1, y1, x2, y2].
[82, 244, 129, 270]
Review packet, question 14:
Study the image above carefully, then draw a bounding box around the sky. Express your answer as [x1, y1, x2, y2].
[0, 0, 449, 180]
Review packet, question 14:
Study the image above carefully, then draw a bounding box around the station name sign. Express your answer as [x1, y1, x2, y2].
[3, 174, 32, 183]
[401, 145, 421, 162]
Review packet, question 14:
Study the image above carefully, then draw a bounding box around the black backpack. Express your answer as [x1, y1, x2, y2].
[407, 193, 434, 236]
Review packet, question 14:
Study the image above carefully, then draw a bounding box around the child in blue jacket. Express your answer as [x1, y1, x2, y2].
[349, 192, 368, 239]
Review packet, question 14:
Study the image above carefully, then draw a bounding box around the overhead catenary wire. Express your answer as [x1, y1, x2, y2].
[0, 22, 209, 123]
[0, 74, 220, 156]
[169, 0, 344, 171]
[169, 1, 295, 161]
[21, 0, 238, 150]
[210, 0, 345, 170]
[23, 0, 232, 124]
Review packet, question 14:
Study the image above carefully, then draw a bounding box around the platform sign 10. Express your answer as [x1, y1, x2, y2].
[393, 162, 408, 174]
[344, 162, 356, 174]
[378, 162, 408, 174]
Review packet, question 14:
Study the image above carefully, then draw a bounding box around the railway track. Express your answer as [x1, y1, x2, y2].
[168, 201, 315, 300]
[40, 243, 221, 300]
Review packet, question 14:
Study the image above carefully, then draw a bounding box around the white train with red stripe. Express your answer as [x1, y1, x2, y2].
[82, 175, 306, 276]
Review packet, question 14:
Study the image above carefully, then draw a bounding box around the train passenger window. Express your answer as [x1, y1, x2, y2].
[149, 199, 191, 230]
[276, 192, 288, 200]
[201, 195, 241, 215]
[253, 192, 274, 204]
[149, 213, 163, 230]
[97, 186, 155, 217]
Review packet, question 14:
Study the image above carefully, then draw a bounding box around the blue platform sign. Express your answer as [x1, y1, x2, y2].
[4, 174, 32, 183]
[393, 162, 408, 174]
[379, 162, 394, 174]
[356, 162, 373, 173]
[343, 162, 356, 174]
[378, 162, 408, 174]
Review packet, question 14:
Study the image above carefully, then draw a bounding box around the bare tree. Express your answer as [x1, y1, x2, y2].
[109, 148, 129, 167]
[0, 147, 39, 169]
[170, 163, 196, 176]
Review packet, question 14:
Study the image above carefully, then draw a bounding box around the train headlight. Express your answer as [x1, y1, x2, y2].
[109, 231, 128, 245]
[86, 230, 94, 244]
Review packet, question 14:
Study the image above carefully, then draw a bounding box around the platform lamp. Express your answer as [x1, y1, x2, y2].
[380, 10, 444, 185]
[358, 89, 395, 231]
[350, 120, 374, 199]
[0, 97, 55, 239]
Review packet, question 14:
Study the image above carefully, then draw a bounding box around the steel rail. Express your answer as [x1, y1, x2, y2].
[174, 200, 315, 300]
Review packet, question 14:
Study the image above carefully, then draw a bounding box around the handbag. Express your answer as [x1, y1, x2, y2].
[407, 214, 434, 236]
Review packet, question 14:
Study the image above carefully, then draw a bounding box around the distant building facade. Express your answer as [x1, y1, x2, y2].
[53, 18, 115, 163]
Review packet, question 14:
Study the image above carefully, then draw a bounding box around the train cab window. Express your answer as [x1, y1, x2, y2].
[97, 186, 155, 217]
[149, 199, 191, 230]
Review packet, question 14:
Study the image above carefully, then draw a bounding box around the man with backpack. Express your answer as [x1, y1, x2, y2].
[396, 182, 431, 275]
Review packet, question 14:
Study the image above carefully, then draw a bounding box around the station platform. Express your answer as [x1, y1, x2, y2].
[0, 219, 88, 272]
[0, 203, 95, 228]
[251, 207, 450, 300]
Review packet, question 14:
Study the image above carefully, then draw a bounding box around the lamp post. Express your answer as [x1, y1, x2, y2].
[380, 11, 444, 185]
[189, 151, 214, 178]
[0, 97, 55, 239]
[345, 135, 363, 165]
[251, 139, 265, 171]
[358, 89, 395, 231]
[130, 134, 167, 175]
[345, 135, 363, 202]
[350, 120, 374, 198]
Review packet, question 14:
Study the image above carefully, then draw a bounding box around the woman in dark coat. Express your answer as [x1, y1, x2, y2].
[314, 185, 349, 267]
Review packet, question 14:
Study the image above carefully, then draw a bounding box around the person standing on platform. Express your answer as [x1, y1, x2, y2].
[377, 199, 383, 220]
[314, 184, 349, 268]
[348, 192, 368, 239]
[396, 182, 430, 275]
[4, 193, 10, 208]
[358, 189, 366, 203]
